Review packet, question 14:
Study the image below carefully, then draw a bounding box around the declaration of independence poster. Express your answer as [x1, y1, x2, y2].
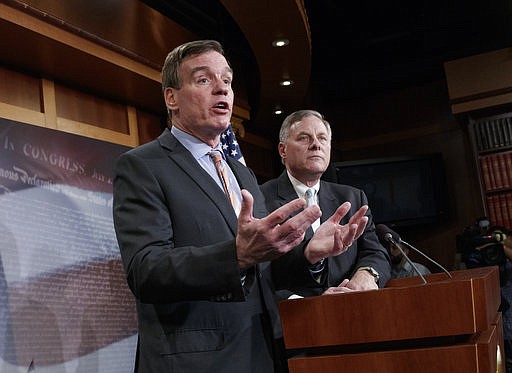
[0, 118, 137, 372]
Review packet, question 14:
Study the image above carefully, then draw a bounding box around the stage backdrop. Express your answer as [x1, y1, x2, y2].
[0, 118, 137, 372]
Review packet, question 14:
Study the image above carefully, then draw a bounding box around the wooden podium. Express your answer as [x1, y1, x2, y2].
[278, 266, 505, 372]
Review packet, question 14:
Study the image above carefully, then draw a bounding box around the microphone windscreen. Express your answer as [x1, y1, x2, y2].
[376, 224, 401, 243]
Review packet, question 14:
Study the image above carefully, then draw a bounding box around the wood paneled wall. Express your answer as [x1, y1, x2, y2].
[0, 66, 144, 147]
[445, 47, 512, 115]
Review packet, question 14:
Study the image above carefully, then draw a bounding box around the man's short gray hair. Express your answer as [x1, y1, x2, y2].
[279, 109, 332, 143]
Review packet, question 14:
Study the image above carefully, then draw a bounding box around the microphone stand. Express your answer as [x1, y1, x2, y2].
[389, 238, 428, 284]
[400, 239, 452, 280]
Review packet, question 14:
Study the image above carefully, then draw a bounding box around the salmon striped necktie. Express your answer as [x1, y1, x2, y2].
[209, 151, 241, 215]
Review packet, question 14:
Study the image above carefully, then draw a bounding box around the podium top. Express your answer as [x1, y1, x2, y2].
[279, 266, 501, 349]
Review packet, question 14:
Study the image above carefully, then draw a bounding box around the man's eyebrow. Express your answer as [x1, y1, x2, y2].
[190, 66, 233, 75]
[190, 66, 209, 75]
[295, 130, 310, 136]
[295, 129, 329, 137]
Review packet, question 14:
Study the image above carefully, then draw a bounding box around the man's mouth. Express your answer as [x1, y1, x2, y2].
[213, 102, 229, 110]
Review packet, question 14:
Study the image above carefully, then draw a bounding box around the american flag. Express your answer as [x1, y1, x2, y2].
[221, 124, 246, 165]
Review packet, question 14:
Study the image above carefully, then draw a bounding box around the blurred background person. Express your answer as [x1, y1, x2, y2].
[387, 240, 431, 279]
[458, 217, 511, 373]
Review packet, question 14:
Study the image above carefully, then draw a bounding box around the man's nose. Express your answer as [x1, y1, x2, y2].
[309, 136, 322, 149]
[213, 78, 229, 95]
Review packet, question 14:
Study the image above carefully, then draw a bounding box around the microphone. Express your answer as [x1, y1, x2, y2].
[376, 224, 452, 284]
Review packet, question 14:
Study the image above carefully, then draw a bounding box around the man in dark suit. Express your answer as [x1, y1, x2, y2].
[113, 41, 367, 372]
[261, 110, 391, 298]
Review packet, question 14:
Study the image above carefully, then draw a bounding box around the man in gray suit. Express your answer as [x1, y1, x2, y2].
[261, 110, 391, 298]
[113, 41, 368, 372]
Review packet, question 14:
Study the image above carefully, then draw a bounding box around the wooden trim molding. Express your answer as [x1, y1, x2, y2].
[0, 102, 45, 126]
[0, 2, 160, 82]
[41, 79, 57, 129]
[444, 47, 512, 115]
[56, 117, 137, 147]
[127, 106, 140, 146]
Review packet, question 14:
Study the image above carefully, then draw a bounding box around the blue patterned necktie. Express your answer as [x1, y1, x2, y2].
[305, 188, 316, 207]
[305, 188, 320, 231]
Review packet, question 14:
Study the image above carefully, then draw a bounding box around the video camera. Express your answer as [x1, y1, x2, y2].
[457, 218, 512, 316]
[456, 217, 509, 268]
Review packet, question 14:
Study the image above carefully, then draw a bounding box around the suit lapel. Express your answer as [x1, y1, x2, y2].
[276, 171, 300, 208]
[276, 171, 316, 239]
[225, 156, 250, 191]
[318, 181, 337, 221]
[158, 130, 238, 233]
[318, 181, 349, 225]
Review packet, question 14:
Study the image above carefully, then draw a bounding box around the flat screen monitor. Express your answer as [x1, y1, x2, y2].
[333, 153, 448, 227]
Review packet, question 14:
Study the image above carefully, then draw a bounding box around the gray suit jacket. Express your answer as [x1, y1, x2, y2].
[260, 171, 391, 298]
[113, 129, 286, 372]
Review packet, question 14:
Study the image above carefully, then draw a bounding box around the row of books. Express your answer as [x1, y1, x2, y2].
[474, 116, 512, 151]
[487, 192, 512, 230]
[480, 150, 512, 191]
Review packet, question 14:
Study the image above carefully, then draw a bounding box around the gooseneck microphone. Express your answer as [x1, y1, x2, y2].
[377, 225, 428, 284]
[376, 224, 452, 284]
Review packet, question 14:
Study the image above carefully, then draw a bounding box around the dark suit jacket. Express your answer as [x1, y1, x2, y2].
[260, 171, 391, 298]
[113, 129, 294, 372]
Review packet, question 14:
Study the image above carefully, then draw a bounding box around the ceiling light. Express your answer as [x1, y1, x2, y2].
[272, 39, 289, 47]
[279, 79, 294, 87]
[274, 107, 283, 115]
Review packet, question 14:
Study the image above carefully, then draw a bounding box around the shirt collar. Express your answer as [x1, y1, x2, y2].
[287, 170, 320, 198]
[171, 126, 223, 160]
[402, 260, 414, 272]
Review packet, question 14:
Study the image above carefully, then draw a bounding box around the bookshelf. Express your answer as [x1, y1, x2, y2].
[469, 113, 512, 229]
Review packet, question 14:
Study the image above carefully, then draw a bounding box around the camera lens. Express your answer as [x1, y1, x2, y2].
[482, 244, 505, 266]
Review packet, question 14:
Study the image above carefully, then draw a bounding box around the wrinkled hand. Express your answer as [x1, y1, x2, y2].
[304, 202, 368, 265]
[236, 190, 322, 269]
[322, 270, 378, 295]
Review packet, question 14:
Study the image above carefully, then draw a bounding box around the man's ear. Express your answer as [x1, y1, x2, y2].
[278, 142, 286, 160]
[164, 88, 177, 111]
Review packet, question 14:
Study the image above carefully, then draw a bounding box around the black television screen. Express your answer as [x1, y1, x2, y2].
[333, 153, 448, 227]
